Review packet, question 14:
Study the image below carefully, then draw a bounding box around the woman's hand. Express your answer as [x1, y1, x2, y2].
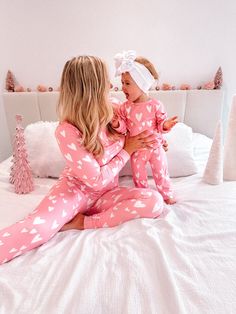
[111, 113, 120, 128]
[123, 130, 157, 155]
[110, 103, 120, 128]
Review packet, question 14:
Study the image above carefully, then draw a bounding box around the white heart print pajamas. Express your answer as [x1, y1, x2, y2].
[0, 121, 164, 264]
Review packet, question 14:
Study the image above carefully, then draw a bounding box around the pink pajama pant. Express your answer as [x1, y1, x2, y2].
[130, 146, 173, 201]
[0, 177, 163, 265]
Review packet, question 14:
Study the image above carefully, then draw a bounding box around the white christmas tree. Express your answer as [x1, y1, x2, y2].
[203, 121, 223, 185]
[224, 95, 236, 181]
[9, 115, 34, 194]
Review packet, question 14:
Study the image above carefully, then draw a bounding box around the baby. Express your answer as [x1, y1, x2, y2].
[111, 50, 177, 204]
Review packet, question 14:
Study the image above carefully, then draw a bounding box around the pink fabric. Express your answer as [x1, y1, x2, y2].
[131, 147, 173, 200]
[114, 99, 174, 197]
[114, 99, 168, 139]
[0, 122, 163, 264]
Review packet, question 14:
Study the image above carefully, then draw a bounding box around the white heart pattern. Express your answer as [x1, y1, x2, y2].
[82, 155, 92, 162]
[62, 210, 67, 217]
[67, 143, 77, 151]
[33, 217, 46, 225]
[3, 232, 10, 237]
[60, 130, 66, 137]
[134, 200, 146, 208]
[21, 228, 28, 233]
[30, 228, 37, 234]
[51, 220, 59, 230]
[126, 106, 131, 114]
[65, 153, 73, 162]
[9, 248, 17, 253]
[136, 113, 142, 121]
[31, 234, 43, 243]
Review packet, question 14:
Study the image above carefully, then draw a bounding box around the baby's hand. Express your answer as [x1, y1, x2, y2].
[163, 116, 178, 131]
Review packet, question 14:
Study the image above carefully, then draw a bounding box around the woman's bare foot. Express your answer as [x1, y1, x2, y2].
[60, 213, 85, 231]
[164, 197, 176, 205]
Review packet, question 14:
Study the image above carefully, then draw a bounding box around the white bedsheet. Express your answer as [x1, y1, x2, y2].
[0, 135, 236, 314]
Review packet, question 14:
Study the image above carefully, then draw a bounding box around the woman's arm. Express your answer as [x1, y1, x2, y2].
[111, 103, 128, 134]
[55, 123, 129, 191]
[56, 123, 157, 191]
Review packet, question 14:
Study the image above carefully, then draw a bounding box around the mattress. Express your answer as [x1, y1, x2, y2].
[0, 134, 236, 314]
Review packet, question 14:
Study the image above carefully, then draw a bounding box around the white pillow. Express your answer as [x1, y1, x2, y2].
[25, 121, 64, 178]
[24, 121, 197, 178]
[119, 123, 198, 178]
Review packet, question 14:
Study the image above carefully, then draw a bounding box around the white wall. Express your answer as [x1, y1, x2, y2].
[1, 0, 236, 161]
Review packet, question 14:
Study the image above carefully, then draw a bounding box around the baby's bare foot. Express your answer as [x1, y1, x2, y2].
[60, 213, 85, 231]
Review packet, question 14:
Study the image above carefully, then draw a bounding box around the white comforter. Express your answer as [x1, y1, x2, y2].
[0, 137, 236, 314]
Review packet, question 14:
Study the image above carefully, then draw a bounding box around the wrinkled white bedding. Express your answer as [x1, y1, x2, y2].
[0, 134, 236, 314]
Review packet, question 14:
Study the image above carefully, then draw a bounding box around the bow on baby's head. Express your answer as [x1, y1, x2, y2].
[114, 50, 137, 76]
[114, 50, 155, 93]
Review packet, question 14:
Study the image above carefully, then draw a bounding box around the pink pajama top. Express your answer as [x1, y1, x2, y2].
[114, 99, 168, 147]
[55, 122, 130, 199]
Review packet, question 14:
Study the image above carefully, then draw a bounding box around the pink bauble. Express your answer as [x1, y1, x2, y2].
[180, 84, 191, 90]
[14, 85, 25, 92]
[37, 85, 47, 92]
[203, 81, 215, 90]
[161, 83, 172, 91]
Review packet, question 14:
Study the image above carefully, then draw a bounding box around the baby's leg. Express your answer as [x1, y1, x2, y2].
[130, 150, 150, 188]
[0, 177, 87, 264]
[149, 147, 175, 202]
[84, 186, 163, 229]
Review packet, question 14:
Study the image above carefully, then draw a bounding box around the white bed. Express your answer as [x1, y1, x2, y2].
[1, 90, 236, 314]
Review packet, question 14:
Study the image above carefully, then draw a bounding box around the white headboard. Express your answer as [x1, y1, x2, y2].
[3, 90, 224, 140]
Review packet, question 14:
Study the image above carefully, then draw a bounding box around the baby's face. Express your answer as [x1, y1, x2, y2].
[121, 72, 144, 103]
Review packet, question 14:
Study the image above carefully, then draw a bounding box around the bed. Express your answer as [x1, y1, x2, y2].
[1, 90, 236, 314]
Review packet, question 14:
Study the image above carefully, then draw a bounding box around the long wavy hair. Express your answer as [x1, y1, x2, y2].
[57, 56, 115, 156]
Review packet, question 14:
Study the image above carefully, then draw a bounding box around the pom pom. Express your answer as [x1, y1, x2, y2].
[14, 85, 25, 92]
[37, 85, 47, 92]
[180, 84, 191, 90]
[203, 81, 215, 90]
[161, 83, 172, 91]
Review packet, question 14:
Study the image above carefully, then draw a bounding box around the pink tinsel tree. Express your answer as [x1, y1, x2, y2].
[5, 70, 15, 92]
[214, 67, 223, 89]
[9, 115, 34, 194]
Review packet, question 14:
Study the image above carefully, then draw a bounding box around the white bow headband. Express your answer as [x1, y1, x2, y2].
[114, 50, 155, 93]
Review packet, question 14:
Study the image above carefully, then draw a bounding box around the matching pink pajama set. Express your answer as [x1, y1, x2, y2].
[0, 121, 164, 264]
[114, 98, 174, 200]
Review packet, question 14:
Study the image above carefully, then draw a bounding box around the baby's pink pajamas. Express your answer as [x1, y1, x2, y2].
[0, 121, 163, 264]
[114, 99, 174, 200]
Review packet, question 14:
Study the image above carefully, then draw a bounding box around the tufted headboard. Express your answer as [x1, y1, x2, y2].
[3, 89, 224, 140]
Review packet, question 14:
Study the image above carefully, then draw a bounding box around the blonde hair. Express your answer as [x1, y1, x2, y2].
[135, 56, 159, 80]
[57, 56, 114, 156]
